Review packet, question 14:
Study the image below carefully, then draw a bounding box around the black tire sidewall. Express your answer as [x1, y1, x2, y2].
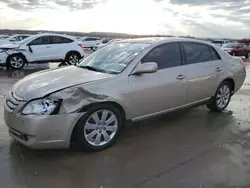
[73, 104, 123, 151]
[214, 81, 232, 111]
[7, 54, 25, 70]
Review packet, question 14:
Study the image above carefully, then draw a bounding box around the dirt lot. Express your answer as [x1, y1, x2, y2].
[0, 58, 250, 188]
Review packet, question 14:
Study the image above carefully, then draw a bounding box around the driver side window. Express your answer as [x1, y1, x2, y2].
[141, 42, 182, 69]
[28, 36, 50, 45]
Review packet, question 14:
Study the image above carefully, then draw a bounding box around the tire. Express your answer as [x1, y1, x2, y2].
[207, 81, 232, 112]
[245, 52, 250, 59]
[72, 104, 124, 151]
[58, 61, 70, 67]
[65, 52, 81, 65]
[7, 54, 26, 70]
[232, 52, 236, 56]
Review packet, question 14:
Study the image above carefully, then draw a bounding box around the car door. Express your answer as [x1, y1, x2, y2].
[27, 36, 52, 62]
[182, 42, 223, 103]
[127, 42, 187, 119]
[49, 36, 74, 60]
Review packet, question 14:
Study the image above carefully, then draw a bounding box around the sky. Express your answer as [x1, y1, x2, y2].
[0, 0, 250, 38]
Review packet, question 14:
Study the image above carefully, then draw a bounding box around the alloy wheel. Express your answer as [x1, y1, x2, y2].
[10, 56, 24, 69]
[68, 55, 79, 65]
[84, 110, 118, 146]
[216, 85, 230, 109]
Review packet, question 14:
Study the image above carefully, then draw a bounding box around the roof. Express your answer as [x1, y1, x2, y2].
[34, 33, 76, 40]
[120, 37, 213, 45]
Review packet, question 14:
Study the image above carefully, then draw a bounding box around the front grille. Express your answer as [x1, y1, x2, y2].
[5, 92, 23, 113]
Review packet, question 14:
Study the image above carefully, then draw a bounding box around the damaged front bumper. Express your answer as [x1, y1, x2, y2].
[4, 85, 115, 149]
[0, 51, 8, 65]
[4, 105, 84, 149]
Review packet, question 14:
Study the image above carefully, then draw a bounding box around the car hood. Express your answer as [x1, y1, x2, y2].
[12, 66, 115, 100]
[0, 43, 20, 49]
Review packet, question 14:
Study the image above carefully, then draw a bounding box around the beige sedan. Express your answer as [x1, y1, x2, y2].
[4, 38, 246, 151]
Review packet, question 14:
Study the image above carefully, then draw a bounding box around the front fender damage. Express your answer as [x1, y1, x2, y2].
[48, 87, 112, 114]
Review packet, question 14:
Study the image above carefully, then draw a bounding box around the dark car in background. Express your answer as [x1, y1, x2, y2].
[222, 43, 250, 58]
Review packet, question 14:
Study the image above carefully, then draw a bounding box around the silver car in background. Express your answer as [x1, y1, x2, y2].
[4, 38, 246, 151]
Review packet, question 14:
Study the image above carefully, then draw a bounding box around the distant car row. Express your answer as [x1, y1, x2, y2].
[0, 33, 84, 69]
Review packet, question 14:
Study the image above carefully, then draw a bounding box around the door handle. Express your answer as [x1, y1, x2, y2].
[216, 67, 222, 72]
[176, 74, 186, 80]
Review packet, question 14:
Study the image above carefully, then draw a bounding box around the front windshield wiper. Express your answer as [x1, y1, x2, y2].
[79, 65, 118, 74]
[79, 65, 100, 72]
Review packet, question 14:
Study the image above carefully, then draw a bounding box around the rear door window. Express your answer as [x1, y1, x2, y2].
[209, 47, 221, 60]
[50, 36, 73, 44]
[183, 42, 212, 64]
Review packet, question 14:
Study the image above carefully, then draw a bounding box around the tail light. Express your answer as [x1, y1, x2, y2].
[78, 42, 83, 48]
[240, 58, 246, 69]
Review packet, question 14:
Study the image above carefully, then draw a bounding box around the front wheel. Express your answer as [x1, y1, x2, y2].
[7, 54, 26, 70]
[72, 104, 123, 151]
[207, 81, 232, 112]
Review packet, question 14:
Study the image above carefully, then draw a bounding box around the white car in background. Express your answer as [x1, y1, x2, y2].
[0, 35, 9, 40]
[211, 40, 232, 47]
[0, 33, 84, 69]
[93, 39, 122, 51]
[79, 37, 102, 49]
[0, 34, 31, 45]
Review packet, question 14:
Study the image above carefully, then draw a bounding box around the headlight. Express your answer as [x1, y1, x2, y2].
[21, 99, 61, 115]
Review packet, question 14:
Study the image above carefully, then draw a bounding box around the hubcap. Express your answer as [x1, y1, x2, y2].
[68, 55, 79, 65]
[84, 110, 118, 146]
[10, 56, 24, 68]
[216, 85, 230, 109]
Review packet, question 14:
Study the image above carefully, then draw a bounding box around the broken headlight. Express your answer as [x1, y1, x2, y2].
[21, 99, 61, 115]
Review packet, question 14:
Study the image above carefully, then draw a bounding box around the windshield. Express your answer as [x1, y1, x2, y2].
[0, 36, 8, 40]
[223, 43, 238, 48]
[78, 42, 149, 74]
[15, 35, 35, 44]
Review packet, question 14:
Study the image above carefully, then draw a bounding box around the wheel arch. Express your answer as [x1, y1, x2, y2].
[7, 52, 27, 63]
[70, 101, 126, 144]
[219, 78, 235, 94]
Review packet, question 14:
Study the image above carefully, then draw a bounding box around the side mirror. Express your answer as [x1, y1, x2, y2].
[132, 62, 158, 75]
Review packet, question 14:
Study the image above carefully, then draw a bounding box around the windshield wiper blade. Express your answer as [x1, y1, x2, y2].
[80, 65, 100, 72]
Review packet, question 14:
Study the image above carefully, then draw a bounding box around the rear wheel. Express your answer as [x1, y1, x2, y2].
[65, 52, 81, 65]
[207, 81, 232, 112]
[7, 54, 26, 70]
[245, 52, 250, 58]
[72, 104, 123, 151]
